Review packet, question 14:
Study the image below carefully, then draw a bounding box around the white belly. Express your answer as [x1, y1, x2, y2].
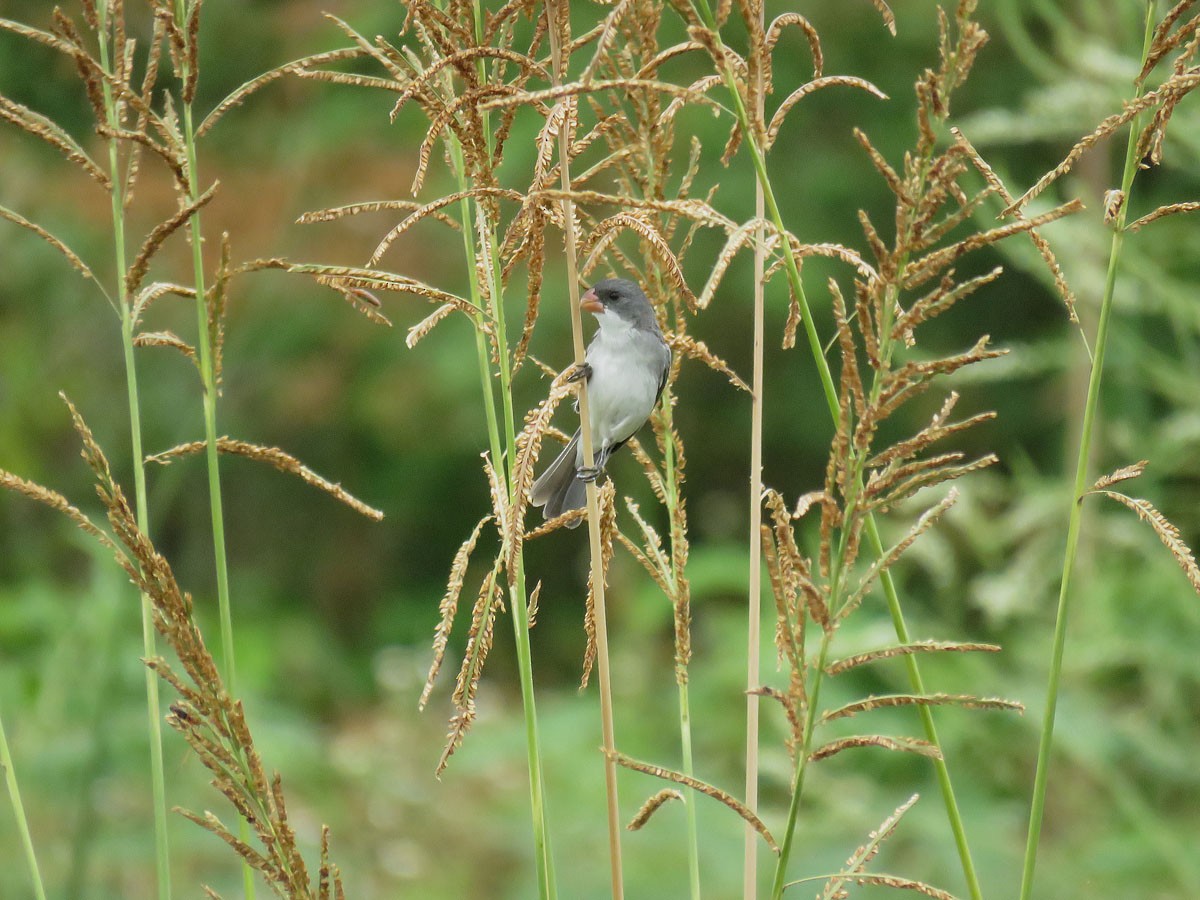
[583, 325, 662, 452]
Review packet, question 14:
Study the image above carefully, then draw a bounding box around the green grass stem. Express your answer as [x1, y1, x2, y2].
[0, 705, 46, 900]
[96, 5, 172, 895]
[172, 4, 251, 892]
[546, 5, 621, 895]
[744, 28, 767, 900]
[686, 2, 984, 895]
[1018, 8, 1157, 898]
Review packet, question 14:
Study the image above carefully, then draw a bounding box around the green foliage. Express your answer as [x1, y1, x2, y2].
[2, 1, 1200, 897]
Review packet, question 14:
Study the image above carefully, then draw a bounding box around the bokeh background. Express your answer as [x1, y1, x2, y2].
[2, 1, 1199, 897]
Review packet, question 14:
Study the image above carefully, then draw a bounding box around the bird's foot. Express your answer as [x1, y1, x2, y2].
[577, 465, 604, 483]
[566, 362, 592, 383]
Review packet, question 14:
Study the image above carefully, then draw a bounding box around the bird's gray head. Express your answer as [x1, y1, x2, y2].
[581, 278, 659, 330]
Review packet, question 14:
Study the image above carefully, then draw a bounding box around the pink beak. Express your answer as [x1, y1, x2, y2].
[580, 287, 603, 314]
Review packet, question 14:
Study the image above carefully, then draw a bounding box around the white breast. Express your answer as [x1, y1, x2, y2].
[583, 310, 664, 452]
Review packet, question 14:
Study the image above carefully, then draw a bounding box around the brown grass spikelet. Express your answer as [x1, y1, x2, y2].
[0, 96, 110, 186]
[891, 267, 1003, 345]
[363, 188, 523, 266]
[439, 564, 504, 776]
[617, 503, 672, 598]
[749, 685, 804, 763]
[421, 514, 494, 710]
[826, 640, 1001, 677]
[950, 127, 1078, 318]
[625, 438, 668, 506]
[853, 127, 911, 206]
[581, 480, 617, 689]
[697, 217, 776, 308]
[765, 13, 822, 82]
[1127, 201, 1200, 232]
[1091, 460, 1149, 492]
[903, 200, 1082, 290]
[146, 438, 384, 520]
[1140, 1, 1200, 83]
[840, 489, 959, 618]
[608, 750, 779, 853]
[133, 330, 198, 364]
[0, 470, 127, 564]
[809, 735, 941, 763]
[1090, 490, 1200, 594]
[846, 874, 959, 900]
[627, 789, 685, 831]
[866, 392, 995, 471]
[126, 182, 218, 294]
[482, 453, 513, 563]
[820, 794, 926, 900]
[1004, 72, 1200, 216]
[406, 302, 457, 348]
[822, 693, 1024, 724]
[765, 76, 887, 149]
[206, 233, 232, 391]
[509, 369, 575, 558]
[288, 264, 485, 324]
[0, 205, 97, 283]
[8, 397, 342, 892]
[665, 333, 748, 392]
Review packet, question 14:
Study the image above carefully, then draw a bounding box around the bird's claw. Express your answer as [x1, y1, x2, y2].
[566, 362, 592, 383]
[577, 465, 603, 483]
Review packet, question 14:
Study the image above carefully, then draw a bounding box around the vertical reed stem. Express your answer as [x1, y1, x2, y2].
[0, 705, 46, 900]
[687, 2, 983, 894]
[547, 4, 624, 896]
[743, 17, 767, 897]
[96, 4, 171, 894]
[172, 3, 250, 893]
[1019, 8, 1157, 898]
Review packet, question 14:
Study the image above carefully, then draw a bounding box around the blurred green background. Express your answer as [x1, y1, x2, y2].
[2, 1, 1199, 897]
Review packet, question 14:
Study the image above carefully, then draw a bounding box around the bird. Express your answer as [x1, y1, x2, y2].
[531, 278, 672, 527]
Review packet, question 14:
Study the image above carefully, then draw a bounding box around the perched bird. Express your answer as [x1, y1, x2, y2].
[531, 278, 671, 526]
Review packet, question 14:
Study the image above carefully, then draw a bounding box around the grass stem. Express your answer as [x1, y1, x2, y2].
[172, 3, 250, 892]
[96, 5, 171, 894]
[743, 20, 767, 898]
[1018, 8, 1157, 898]
[686, 2, 983, 894]
[0, 706, 46, 900]
[547, 4, 623, 896]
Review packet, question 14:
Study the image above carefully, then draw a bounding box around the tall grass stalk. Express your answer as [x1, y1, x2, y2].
[1019, 7, 1158, 898]
[547, 5, 623, 896]
[653, 384, 701, 900]
[96, 4, 171, 894]
[685, 1, 983, 895]
[614, 18, 703, 892]
[743, 32, 767, 900]
[449, 133, 557, 898]
[169, 3, 253, 893]
[0, 707, 46, 900]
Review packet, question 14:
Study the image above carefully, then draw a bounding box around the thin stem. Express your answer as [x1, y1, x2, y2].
[547, 4, 623, 896]
[0, 705, 46, 900]
[442, 6, 557, 897]
[657, 386, 701, 900]
[768, 638, 833, 900]
[677, 679, 702, 900]
[686, 3, 984, 895]
[744, 17, 767, 898]
[448, 139, 504, 467]
[96, 5, 171, 895]
[172, 3, 249, 893]
[1019, 8, 1157, 898]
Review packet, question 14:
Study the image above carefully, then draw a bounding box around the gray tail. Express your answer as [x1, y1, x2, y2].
[530, 431, 586, 527]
